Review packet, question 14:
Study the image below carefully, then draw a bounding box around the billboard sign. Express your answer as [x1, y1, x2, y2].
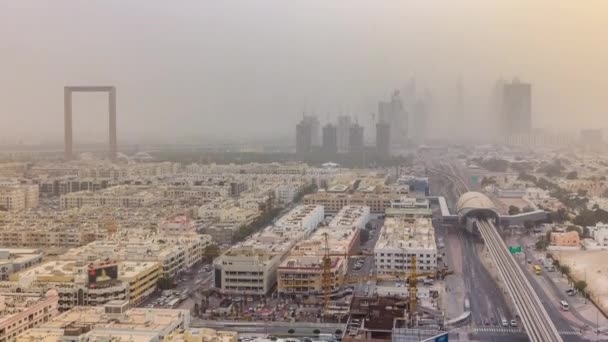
[88, 262, 118, 288]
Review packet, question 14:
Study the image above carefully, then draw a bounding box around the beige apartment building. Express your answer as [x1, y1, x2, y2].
[0, 185, 38, 212]
[303, 192, 401, 214]
[16, 300, 189, 341]
[0, 290, 59, 342]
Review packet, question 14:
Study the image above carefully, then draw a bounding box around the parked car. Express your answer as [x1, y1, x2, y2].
[510, 320, 518, 327]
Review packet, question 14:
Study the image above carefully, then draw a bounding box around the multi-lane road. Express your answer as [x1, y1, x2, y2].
[428, 160, 589, 341]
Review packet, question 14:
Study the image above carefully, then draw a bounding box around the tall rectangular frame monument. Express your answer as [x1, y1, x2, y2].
[64, 86, 117, 161]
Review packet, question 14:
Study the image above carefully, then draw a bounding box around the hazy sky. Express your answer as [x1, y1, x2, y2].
[1, 1, 607, 144]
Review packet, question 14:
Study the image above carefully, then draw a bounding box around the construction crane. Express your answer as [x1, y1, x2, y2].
[319, 233, 448, 319]
[204, 234, 450, 322]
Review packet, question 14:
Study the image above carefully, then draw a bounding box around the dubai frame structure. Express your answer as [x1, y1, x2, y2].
[64, 86, 117, 161]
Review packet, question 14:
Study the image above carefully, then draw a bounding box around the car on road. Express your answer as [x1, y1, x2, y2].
[566, 289, 576, 296]
[510, 320, 517, 327]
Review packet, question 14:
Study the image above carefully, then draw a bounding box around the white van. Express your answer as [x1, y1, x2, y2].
[560, 300, 569, 311]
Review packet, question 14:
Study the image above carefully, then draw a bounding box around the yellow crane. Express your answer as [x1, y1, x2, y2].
[319, 233, 448, 322]
[204, 233, 450, 322]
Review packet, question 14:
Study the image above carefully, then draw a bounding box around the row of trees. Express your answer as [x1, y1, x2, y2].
[550, 257, 588, 294]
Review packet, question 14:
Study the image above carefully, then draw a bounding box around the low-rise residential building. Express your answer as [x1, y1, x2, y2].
[0, 227, 105, 250]
[0, 289, 59, 342]
[374, 217, 437, 275]
[303, 192, 401, 214]
[159, 215, 196, 235]
[328, 205, 370, 230]
[59, 186, 157, 209]
[277, 206, 367, 296]
[0, 249, 43, 281]
[38, 177, 113, 197]
[274, 183, 301, 205]
[214, 205, 324, 296]
[0, 185, 38, 211]
[16, 300, 189, 341]
[202, 223, 241, 245]
[59, 233, 211, 277]
[550, 231, 580, 247]
[4, 259, 161, 311]
[588, 223, 608, 247]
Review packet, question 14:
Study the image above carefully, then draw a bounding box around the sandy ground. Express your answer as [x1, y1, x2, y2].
[553, 250, 608, 314]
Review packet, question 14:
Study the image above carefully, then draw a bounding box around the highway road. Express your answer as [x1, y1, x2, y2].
[428, 160, 577, 342]
[429, 164, 512, 327]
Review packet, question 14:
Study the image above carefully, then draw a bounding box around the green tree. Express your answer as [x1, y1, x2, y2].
[517, 172, 537, 183]
[574, 280, 588, 293]
[559, 265, 571, 276]
[566, 225, 582, 238]
[535, 240, 549, 251]
[523, 220, 534, 230]
[508, 205, 521, 215]
[157, 274, 175, 290]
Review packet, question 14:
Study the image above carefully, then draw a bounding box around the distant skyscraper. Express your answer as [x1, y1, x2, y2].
[304, 115, 321, 147]
[491, 79, 506, 139]
[337, 115, 351, 153]
[378, 90, 408, 146]
[349, 123, 364, 154]
[376, 122, 391, 157]
[501, 79, 532, 137]
[295, 118, 313, 154]
[322, 123, 338, 154]
[411, 99, 428, 142]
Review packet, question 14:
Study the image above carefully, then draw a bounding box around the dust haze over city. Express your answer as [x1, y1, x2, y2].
[2, 2, 608, 342]
[2, 1, 608, 147]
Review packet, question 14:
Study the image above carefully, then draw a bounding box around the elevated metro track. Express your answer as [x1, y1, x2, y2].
[429, 165, 563, 342]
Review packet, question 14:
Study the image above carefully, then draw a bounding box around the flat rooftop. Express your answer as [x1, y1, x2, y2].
[375, 217, 436, 251]
[38, 305, 188, 331]
[328, 205, 370, 228]
[0, 292, 54, 325]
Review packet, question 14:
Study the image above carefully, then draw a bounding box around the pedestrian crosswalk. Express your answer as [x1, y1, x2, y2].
[473, 327, 579, 336]
[474, 327, 522, 334]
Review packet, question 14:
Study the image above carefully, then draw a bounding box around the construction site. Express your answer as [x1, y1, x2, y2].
[209, 205, 453, 337]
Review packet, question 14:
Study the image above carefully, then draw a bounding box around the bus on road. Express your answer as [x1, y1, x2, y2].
[533, 265, 542, 275]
